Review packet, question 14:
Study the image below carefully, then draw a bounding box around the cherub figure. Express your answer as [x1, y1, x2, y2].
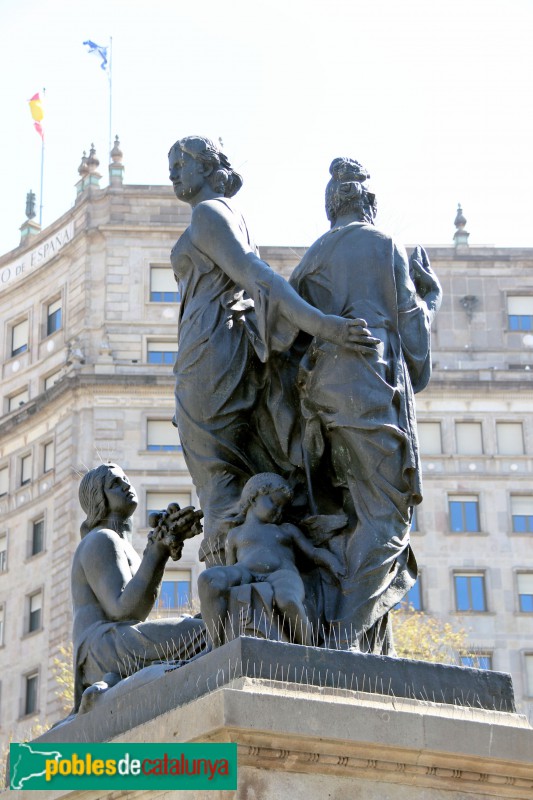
[198, 473, 345, 647]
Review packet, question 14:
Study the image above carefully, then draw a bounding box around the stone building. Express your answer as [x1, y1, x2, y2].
[0, 147, 531, 750]
[411, 215, 533, 719]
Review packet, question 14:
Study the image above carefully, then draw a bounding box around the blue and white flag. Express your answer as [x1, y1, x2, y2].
[83, 40, 108, 72]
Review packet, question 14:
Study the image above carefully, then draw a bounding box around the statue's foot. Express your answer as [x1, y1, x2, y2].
[102, 671, 122, 688]
[78, 672, 121, 715]
[78, 682, 109, 715]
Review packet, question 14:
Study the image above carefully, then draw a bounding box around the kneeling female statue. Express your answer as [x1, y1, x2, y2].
[71, 463, 207, 711]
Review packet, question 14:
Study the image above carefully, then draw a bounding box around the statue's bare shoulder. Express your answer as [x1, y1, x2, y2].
[75, 526, 126, 561]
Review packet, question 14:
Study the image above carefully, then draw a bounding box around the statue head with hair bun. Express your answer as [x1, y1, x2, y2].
[325, 157, 377, 226]
[168, 136, 243, 201]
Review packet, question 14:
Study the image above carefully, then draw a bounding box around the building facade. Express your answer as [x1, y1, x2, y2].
[0, 148, 532, 749]
[411, 239, 533, 715]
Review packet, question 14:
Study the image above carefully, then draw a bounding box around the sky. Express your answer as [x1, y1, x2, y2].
[1, 0, 532, 257]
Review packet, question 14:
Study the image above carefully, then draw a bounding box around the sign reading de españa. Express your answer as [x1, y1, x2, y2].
[0, 222, 74, 292]
[10, 742, 237, 790]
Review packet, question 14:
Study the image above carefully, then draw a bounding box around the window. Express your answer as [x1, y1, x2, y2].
[417, 422, 442, 455]
[455, 422, 483, 455]
[146, 492, 191, 526]
[507, 296, 533, 331]
[526, 654, 533, 696]
[11, 319, 29, 357]
[43, 441, 54, 473]
[8, 388, 28, 412]
[496, 422, 524, 455]
[449, 495, 480, 532]
[31, 519, 45, 556]
[517, 573, 533, 612]
[454, 573, 487, 612]
[150, 267, 180, 303]
[44, 370, 61, 391]
[460, 654, 492, 670]
[0, 467, 7, 496]
[147, 340, 178, 366]
[0, 604, 4, 646]
[147, 420, 181, 451]
[511, 496, 533, 533]
[24, 672, 38, 716]
[155, 571, 192, 611]
[28, 591, 42, 632]
[46, 299, 62, 336]
[0, 533, 6, 572]
[20, 454, 32, 486]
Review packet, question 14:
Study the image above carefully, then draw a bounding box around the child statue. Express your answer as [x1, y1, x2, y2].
[198, 473, 345, 647]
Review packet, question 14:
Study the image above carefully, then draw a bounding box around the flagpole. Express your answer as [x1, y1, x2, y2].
[39, 87, 45, 226]
[108, 36, 113, 157]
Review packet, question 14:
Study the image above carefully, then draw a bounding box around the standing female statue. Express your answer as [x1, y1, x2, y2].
[289, 157, 442, 652]
[169, 137, 378, 565]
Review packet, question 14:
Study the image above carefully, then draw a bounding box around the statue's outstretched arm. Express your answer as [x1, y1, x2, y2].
[287, 524, 345, 577]
[190, 201, 379, 354]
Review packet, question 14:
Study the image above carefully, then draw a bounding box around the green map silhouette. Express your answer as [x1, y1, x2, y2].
[10, 742, 62, 789]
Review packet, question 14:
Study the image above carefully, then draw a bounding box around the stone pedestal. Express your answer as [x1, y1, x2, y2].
[7, 638, 533, 799]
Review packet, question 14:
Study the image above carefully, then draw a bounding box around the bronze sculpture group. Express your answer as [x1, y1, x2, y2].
[72, 137, 441, 708]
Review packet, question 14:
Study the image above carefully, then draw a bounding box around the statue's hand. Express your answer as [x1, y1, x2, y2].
[164, 504, 204, 538]
[319, 315, 380, 353]
[316, 548, 346, 578]
[409, 246, 441, 299]
[148, 504, 204, 561]
[165, 505, 203, 560]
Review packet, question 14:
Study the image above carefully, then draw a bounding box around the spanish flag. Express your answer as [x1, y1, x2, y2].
[28, 93, 44, 139]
